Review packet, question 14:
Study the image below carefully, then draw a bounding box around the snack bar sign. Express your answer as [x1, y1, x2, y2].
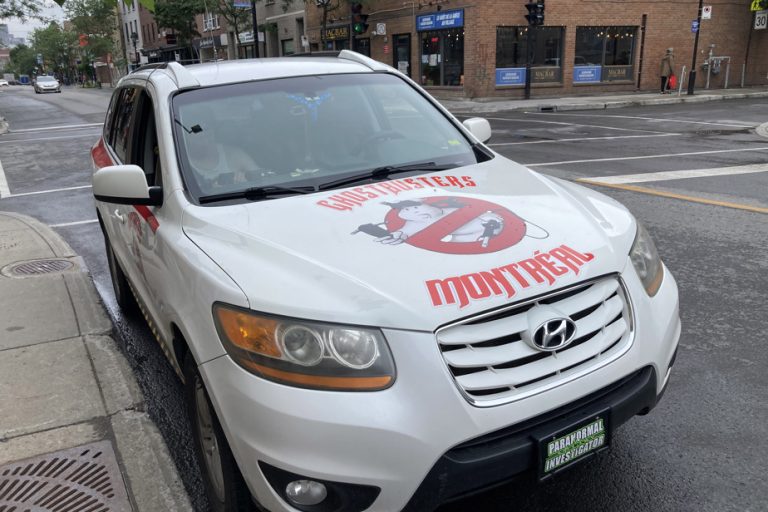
[416, 9, 464, 31]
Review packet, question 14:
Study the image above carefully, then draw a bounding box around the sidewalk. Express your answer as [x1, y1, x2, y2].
[0, 212, 191, 510]
[437, 86, 768, 114]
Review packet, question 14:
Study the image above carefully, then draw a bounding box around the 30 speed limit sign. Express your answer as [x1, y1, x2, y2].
[756, 10, 768, 30]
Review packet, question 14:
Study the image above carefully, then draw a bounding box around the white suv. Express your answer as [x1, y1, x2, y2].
[91, 52, 680, 512]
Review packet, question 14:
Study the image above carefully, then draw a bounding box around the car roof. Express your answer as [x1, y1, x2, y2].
[130, 52, 388, 90]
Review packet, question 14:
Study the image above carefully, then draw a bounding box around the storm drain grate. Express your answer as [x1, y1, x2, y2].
[0, 441, 131, 512]
[8, 259, 74, 276]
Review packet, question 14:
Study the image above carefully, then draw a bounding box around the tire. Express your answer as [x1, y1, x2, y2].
[183, 354, 254, 512]
[103, 231, 138, 314]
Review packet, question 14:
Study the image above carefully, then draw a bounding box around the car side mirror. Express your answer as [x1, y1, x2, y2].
[462, 117, 492, 143]
[93, 164, 163, 206]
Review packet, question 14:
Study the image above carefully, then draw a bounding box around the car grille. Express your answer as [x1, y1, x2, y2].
[436, 275, 634, 406]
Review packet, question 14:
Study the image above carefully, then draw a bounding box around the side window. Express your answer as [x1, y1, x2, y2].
[103, 91, 120, 146]
[112, 87, 139, 163]
[133, 91, 161, 188]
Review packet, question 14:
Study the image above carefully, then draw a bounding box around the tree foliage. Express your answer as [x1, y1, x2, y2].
[1, 0, 156, 21]
[28, 22, 79, 73]
[64, 0, 116, 57]
[8, 44, 37, 75]
[154, 0, 204, 48]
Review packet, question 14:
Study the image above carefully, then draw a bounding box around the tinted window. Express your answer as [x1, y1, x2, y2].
[111, 87, 139, 163]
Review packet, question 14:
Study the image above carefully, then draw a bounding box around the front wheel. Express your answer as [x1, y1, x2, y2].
[184, 355, 254, 512]
[103, 231, 137, 314]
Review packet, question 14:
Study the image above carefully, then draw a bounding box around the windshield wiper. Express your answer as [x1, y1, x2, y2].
[199, 185, 317, 204]
[318, 162, 456, 190]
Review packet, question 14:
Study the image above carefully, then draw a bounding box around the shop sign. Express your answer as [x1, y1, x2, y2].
[416, 9, 464, 31]
[323, 25, 350, 41]
[495, 67, 525, 86]
[573, 65, 601, 83]
[602, 65, 632, 81]
[532, 67, 561, 83]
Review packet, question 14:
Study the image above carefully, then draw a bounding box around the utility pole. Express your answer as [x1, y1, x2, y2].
[687, 0, 704, 95]
[250, 0, 260, 58]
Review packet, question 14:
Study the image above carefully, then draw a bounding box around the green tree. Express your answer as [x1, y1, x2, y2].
[8, 44, 37, 76]
[65, 0, 116, 58]
[1, 0, 156, 21]
[211, 0, 250, 59]
[29, 23, 79, 77]
[154, 0, 204, 59]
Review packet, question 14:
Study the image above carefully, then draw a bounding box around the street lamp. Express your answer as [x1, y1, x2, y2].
[130, 31, 139, 70]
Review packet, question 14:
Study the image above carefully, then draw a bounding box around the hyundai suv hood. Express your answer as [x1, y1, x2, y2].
[182, 159, 636, 331]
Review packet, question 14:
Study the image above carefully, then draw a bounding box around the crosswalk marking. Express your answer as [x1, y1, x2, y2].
[578, 163, 768, 185]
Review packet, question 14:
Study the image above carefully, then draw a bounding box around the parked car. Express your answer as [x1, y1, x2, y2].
[91, 52, 680, 512]
[33, 75, 60, 93]
[0, 79, 9, 87]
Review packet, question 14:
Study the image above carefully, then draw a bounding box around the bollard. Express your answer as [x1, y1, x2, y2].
[741, 63, 746, 88]
[678, 65, 686, 96]
[724, 59, 730, 89]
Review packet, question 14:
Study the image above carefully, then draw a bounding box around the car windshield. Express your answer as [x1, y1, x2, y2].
[171, 73, 481, 201]
[37, 76, 55, 82]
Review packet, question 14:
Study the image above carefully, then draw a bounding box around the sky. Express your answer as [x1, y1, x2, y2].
[1, 1, 65, 42]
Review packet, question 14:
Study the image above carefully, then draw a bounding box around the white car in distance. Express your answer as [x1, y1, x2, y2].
[91, 52, 680, 512]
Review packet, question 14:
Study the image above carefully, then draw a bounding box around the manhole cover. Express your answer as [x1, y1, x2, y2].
[7, 259, 74, 276]
[0, 441, 131, 512]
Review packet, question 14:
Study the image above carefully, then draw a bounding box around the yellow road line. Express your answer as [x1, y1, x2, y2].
[576, 179, 768, 215]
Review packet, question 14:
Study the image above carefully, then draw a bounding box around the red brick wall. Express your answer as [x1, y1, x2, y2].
[305, 0, 768, 98]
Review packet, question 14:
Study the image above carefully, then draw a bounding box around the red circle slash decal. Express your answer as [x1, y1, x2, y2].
[381, 196, 526, 254]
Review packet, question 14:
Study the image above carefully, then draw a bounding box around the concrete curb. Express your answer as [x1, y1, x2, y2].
[0, 211, 192, 511]
[442, 89, 768, 114]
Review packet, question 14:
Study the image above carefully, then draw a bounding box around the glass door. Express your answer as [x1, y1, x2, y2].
[393, 34, 411, 78]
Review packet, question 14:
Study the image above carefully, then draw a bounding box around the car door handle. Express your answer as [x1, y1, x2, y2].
[113, 210, 125, 224]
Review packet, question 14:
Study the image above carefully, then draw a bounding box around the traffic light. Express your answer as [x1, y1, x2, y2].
[351, 3, 369, 35]
[525, 1, 545, 25]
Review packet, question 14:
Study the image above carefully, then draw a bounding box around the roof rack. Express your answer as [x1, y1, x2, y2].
[286, 51, 340, 58]
[130, 61, 199, 89]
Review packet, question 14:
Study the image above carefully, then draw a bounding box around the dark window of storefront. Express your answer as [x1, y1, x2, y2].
[393, 34, 411, 77]
[574, 26, 637, 83]
[420, 28, 464, 86]
[354, 38, 370, 57]
[281, 39, 295, 55]
[495, 26, 564, 86]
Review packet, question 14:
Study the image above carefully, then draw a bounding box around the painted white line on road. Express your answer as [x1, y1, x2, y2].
[10, 122, 103, 133]
[50, 219, 98, 228]
[485, 116, 669, 134]
[489, 133, 679, 146]
[525, 112, 755, 128]
[525, 146, 768, 167]
[0, 134, 99, 144]
[580, 163, 768, 185]
[0, 158, 9, 198]
[5, 184, 92, 198]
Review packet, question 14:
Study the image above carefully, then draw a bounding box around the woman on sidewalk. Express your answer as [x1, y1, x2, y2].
[660, 48, 675, 93]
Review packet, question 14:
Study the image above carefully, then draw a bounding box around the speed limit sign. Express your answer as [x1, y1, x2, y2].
[755, 9, 768, 29]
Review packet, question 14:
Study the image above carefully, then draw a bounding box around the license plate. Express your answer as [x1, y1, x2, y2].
[538, 411, 609, 480]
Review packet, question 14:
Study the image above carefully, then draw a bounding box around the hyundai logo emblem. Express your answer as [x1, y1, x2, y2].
[532, 318, 577, 351]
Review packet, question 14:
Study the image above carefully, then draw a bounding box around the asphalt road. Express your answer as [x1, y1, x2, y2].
[0, 85, 766, 512]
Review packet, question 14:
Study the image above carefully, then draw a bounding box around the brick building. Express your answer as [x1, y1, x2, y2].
[305, 0, 768, 98]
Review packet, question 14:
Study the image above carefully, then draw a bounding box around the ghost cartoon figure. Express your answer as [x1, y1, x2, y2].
[352, 197, 547, 254]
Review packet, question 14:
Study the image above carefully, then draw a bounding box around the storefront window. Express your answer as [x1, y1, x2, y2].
[495, 26, 564, 86]
[574, 26, 637, 83]
[416, 9, 465, 87]
[420, 28, 464, 86]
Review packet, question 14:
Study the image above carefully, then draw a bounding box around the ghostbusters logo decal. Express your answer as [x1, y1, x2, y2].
[353, 196, 548, 255]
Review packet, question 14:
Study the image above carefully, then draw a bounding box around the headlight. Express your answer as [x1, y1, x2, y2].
[213, 303, 395, 391]
[629, 222, 664, 296]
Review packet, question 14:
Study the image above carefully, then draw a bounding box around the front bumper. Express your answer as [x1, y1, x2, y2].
[200, 262, 680, 512]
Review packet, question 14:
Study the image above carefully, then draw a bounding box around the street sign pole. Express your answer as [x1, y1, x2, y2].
[524, 26, 534, 100]
[688, 0, 704, 95]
